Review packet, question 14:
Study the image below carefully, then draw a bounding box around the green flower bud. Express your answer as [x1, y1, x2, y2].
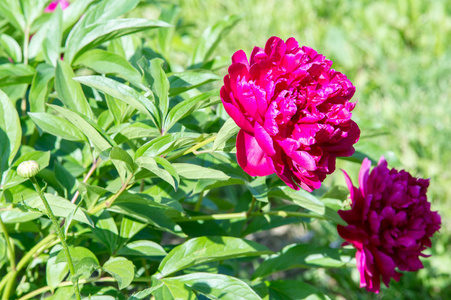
[17, 160, 40, 178]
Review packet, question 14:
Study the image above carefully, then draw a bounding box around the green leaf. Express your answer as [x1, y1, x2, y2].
[168, 70, 220, 96]
[155, 273, 262, 300]
[25, 194, 94, 226]
[54, 161, 77, 194]
[28, 112, 86, 142]
[56, 246, 99, 280]
[110, 147, 135, 184]
[76, 0, 139, 25]
[0, 210, 42, 223]
[65, 18, 170, 63]
[0, 0, 25, 32]
[0, 151, 50, 190]
[29, 63, 55, 112]
[73, 49, 142, 85]
[165, 90, 219, 132]
[157, 236, 271, 278]
[46, 245, 69, 292]
[108, 193, 185, 237]
[252, 244, 352, 280]
[191, 15, 241, 66]
[43, 6, 62, 66]
[118, 215, 147, 246]
[0, 64, 34, 86]
[103, 256, 135, 290]
[172, 163, 230, 181]
[136, 156, 179, 190]
[62, 0, 96, 32]
[55, 60, 93, 118]
[129, 281, 164, 300]
[157, 5, 180, 56]
[261, 280, 330, 300]
[0, 33, 22, 63]
[246, 177, 268, 203]
[117, 240, 167, 257]
[92, 210, 118, 254]
[213, 118, 239, 151]
[135, 132, 202, 158]
[140, 58, 170, 121]
[48, 104, 114, 153]
[269, 186, 325, 215]
[74, 75, 160, 129]
[0, 90, 21, 177]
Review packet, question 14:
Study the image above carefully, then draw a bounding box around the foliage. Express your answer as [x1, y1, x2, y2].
[0, 0, 448, 299]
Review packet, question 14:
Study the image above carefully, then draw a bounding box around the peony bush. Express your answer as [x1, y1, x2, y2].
[0, 0, 442, 299]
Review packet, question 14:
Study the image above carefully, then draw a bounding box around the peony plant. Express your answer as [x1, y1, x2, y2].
[0, 0, 443, 299]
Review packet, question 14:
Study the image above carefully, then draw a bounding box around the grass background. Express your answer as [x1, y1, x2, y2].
[142, 0, 450, 298]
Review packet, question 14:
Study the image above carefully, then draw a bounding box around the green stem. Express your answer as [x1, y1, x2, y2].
[0, 216, 16, 271]
[18, 276, 154, 300]
[167, 134, 216, 161]
[174, 210, 329, 222]
[193, 191, 204, 212]
[246, 197, 257, 216]
[30, 177, 82, 300]
[0, 233, 56, 297]
[23, 27, 29, 65]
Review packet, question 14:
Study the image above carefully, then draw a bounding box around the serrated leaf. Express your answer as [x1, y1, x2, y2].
[55, 60, 93, 118]
[65, 18, 170, 63]
[172, 163, 230, 181]
[74, 75, 160, 129]
[165, 90, 219, 132]
[0, 90, 21, 177]
[117, 240, 167, 257]
[155, 273, 261, 300]
[29, 63, 55, 112]
[28, 112, 86, 142]
[48, 104, 114, 153]
[73, 49, 142, 85]
[252, 244, 352, 280]
[213, 118, 239, 151]
[103, 257, 135, 290]
[157, 236, 271, 278]
[25, 194, 93, 226]
[168, 70, 220, 96]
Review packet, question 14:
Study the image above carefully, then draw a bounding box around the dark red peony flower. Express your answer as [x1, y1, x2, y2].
[220, 36, 360, 191]
[337, 157, 441, 293]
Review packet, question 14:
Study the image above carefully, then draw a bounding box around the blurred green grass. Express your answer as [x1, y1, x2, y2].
[145, 0, 451, 297]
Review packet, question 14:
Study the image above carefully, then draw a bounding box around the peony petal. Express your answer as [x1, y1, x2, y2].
[359, 157, 372, 197]
[231, 50, 249, 68]
[236, 129, 275, 176]
[254, 122, 276, 156]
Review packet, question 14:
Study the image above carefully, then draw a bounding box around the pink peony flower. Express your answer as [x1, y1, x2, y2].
[44, 0, 70, 13]
[220, 36, 360, 191]
[337, 157, 441, 293]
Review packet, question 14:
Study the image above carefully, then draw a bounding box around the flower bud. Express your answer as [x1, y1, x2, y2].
[17, 160, 40, 178]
